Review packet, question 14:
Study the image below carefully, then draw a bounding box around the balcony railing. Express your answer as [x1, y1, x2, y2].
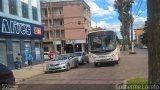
[52, 14, 64, 18]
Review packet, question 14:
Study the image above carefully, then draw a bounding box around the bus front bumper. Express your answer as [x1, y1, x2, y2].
[94, 58, 118, 63]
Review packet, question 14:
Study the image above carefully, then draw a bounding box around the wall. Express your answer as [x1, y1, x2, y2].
[0, 0, 42, 25]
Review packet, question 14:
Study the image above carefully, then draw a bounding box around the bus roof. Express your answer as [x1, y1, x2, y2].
[88, 30, 115, 34]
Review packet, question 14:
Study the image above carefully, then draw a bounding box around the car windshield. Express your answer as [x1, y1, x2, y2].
[88, 31, 116, 53]
[51, 55, 68, 61]
[74, 53, 82, 56]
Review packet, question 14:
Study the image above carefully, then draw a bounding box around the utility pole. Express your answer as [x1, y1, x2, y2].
[129, 0, 136, 54]
[122, 2, 126, 51]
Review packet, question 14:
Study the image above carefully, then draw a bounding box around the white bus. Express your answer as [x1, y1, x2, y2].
[88, 30, 120, 67]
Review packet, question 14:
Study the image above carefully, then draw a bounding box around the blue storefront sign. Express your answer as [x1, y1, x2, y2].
[0, 16, 44, 39]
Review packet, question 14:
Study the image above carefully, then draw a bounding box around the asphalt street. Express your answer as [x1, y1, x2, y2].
[17, 48, 148, 90]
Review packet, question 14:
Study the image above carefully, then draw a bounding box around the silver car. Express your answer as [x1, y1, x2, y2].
[46, 54, 79, 72]
[74, 52, 89, 64]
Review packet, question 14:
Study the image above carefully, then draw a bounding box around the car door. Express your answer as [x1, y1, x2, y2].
[82, 52, 86, 61]
[83, 52, 88, 62]
[72, 56, 78, 67]
[68, 56, 74, 68]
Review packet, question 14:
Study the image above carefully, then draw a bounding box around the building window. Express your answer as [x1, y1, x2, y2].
[41, 8, 47, 18]
[0, 0, 3, 11]
[60, 20, 64, 25]
[53, 8, 63, 16]
[56, 30, 60, 38]
[9, 0, 17, 15]
[44, 32, 49, 40]
[42, 21, 48, 27]
[22, 2, 29, 18]
[44, 47, 48, 52]
[61, 30, 65, 38]
[32, 6, 38, 21]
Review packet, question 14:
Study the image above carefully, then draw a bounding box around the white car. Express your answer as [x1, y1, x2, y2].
[44, 52, 50, 60]
[142, 45, 148, 49]
[46, 54, 79, 72]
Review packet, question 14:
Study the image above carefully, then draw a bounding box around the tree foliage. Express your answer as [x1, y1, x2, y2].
[140, 32, 147, 46]
[114, 0, 134, 50]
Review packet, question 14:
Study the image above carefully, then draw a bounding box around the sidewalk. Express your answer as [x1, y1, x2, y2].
[12, 62, 47, 84]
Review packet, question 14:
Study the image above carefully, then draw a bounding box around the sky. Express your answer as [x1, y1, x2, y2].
[84, 0, 147, 39]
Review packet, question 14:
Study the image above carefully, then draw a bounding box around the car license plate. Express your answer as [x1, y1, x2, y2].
[101, 59, 107, 62]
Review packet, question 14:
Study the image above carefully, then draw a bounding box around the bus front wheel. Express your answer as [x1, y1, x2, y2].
[94, 63, 98, 67]
[115, 61, 119, 64]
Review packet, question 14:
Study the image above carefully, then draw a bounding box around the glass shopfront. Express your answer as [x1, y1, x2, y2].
[12, 42, 21, 62]
[0, 15, 44, 69]
[0, 41, 7, 66]
[24, 42, 31, 60]
[35, 43, 41, 61]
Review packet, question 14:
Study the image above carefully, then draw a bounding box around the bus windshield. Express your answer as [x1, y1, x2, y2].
[88, 31, 116, 53]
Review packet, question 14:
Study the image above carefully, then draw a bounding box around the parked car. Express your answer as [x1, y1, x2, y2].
[0, 63, 15, 89]
[142, 45, 148, 49]
[46, 54, 79, 72]
[44, 52, 50, 60]
[74, 52, 89, 64]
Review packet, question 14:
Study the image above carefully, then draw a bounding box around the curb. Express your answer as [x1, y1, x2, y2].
[16, 71, 45, 84]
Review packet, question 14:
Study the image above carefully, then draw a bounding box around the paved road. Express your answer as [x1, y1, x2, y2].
[17, 48, 148, 90]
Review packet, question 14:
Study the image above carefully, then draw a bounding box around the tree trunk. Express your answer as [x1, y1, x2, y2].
[147, 0, 160, 85]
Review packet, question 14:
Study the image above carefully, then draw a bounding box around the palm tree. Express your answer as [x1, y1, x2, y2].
[114, 0, 133, 50]
[147, 0, 160, 84]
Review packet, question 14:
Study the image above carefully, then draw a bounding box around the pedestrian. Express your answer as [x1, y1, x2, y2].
[16, 53, 22, 69]
[26, 53, 33, 69]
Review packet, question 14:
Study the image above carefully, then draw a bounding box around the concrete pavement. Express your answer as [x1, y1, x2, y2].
[12, 62, 46, 84]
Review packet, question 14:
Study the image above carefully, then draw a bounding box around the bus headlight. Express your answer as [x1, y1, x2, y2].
[111, 53, 116, 57]
[90, 55, 93, 58]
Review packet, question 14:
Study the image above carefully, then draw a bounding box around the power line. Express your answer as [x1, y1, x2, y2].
[135, 0, 144, 16]
[134, 8, 147, 20]
[133, 0, 141, 14]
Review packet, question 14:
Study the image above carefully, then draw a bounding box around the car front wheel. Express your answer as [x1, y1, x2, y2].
[75, 61, 79, 68]
[66, 64, 70, 71]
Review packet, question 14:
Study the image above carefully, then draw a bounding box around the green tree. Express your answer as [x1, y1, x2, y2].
[114, 0, 134, 50]
[147, 0, 160, 85]
[140, 32, 147, 46]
